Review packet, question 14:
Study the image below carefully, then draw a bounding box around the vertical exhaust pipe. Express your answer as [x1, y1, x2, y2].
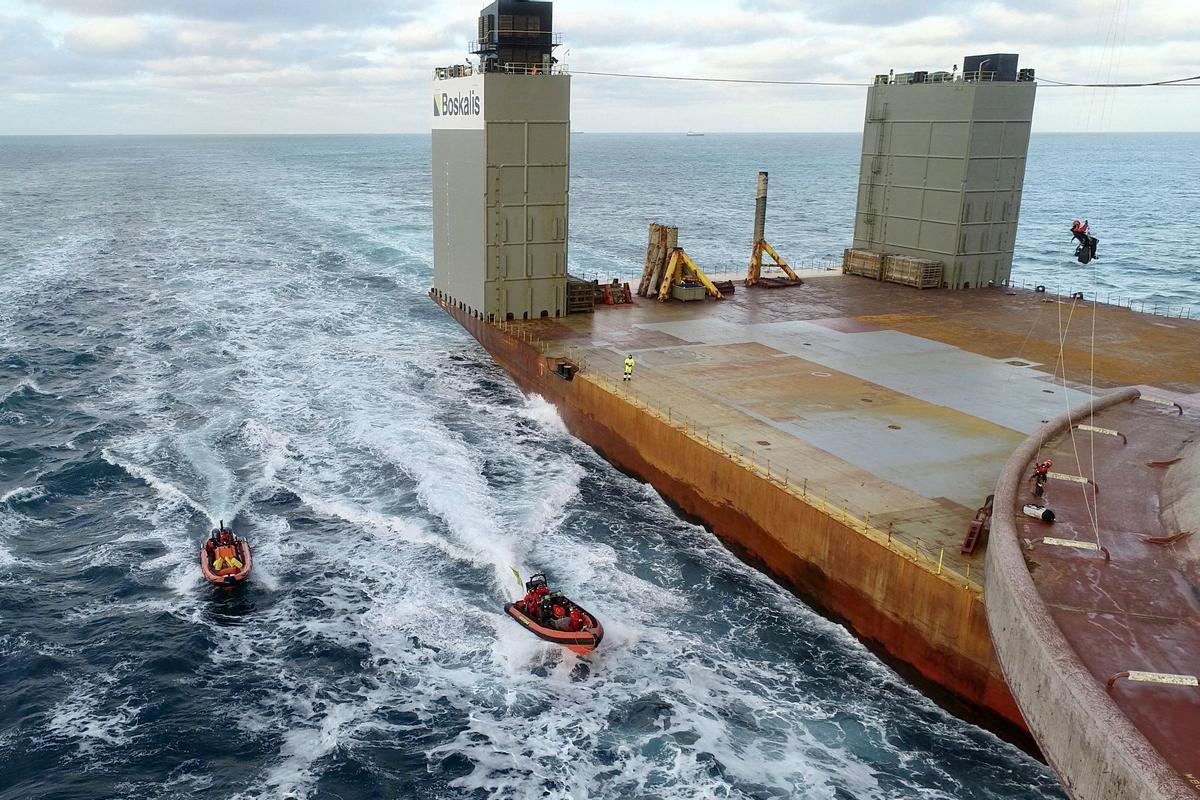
[753, 171, 768, 245]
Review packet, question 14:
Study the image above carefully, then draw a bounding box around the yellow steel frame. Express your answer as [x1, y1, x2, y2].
[745, 239, 799, 286]
[657, 247, 724, 302]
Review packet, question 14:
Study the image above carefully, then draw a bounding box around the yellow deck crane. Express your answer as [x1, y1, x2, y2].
[744, 171, 802, 287]
[657, 246, 724, 302]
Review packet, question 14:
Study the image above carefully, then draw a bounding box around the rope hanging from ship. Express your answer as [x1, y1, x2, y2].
[571, 69, 1200, 89]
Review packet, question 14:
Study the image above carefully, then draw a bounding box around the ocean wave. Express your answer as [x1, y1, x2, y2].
[1, 484, 48, 505]
[0, 378, 50, 404]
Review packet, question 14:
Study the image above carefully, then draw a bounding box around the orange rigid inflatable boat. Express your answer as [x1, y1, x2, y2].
[504, 574, 604, 655]
[504, 601, 604, 655]
[200, 522, 252, 586]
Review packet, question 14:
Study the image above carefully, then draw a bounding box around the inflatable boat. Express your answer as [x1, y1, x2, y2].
[504, 601, 603, 655]
[200, 523, 252, 586]
[505, 573, 603, 655]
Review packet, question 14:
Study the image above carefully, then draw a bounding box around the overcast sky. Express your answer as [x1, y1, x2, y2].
[1, 0, 1197, 135]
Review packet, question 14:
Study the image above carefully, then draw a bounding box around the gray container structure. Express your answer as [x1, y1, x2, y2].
[852, 58, 1037, 289]
[432, 68, 570, 322]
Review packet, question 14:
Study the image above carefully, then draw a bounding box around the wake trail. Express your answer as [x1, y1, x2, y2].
[101, 449, 214, 523]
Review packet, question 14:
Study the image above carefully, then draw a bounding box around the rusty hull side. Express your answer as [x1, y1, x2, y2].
[435, 293, 1025, 735]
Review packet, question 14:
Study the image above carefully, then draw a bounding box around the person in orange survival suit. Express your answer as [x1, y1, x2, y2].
[213, 542, 243, 573]
[211, 528, 242, 572]
[1070, 219, 1089, 244]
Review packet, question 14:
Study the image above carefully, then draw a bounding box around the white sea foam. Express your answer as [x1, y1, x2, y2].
[45, 664, 141, 757]
[1, 484, 48, 504]
[520, 393, 569, 435]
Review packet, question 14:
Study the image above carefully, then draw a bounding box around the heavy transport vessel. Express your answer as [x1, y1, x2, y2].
[429, 3, 1200, 797]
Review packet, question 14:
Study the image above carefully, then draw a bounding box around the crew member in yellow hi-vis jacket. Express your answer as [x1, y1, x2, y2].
[623, 355, 635, 382]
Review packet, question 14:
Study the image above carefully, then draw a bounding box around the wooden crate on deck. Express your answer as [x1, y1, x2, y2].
[883, 255, 943, 289]
[842, 248, 885, 280]
[566, 275, 595, 314]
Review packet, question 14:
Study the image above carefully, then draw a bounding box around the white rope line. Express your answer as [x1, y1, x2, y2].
[1056, 295, 1101, 539]
[1089, 249, 1101, 540]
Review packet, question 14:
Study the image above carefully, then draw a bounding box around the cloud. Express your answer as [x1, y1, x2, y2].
[0, 0, 1198, 134]
[63, 16, 150, 55]
[31, 0, 413, 26]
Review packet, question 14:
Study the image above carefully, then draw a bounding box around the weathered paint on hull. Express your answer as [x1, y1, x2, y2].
[435, 293, 1027, 738]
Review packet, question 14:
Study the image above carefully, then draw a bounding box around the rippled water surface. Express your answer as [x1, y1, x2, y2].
[5, 132, 1189, 799]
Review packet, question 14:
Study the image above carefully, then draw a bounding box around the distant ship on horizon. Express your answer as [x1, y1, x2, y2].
[686, 131, 705, 137]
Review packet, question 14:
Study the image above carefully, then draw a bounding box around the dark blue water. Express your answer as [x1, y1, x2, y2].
[5, 132, 1184, 799]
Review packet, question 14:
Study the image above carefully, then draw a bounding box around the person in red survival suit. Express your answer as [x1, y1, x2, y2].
[519, 574, 551, 621]
[566, 607, 585, 632]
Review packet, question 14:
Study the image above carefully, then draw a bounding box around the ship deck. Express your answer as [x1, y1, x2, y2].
[520, 272, 1200, 585]
[1014, 395, 1200, 788]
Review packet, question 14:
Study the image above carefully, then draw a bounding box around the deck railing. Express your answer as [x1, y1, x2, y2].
[1004, 279, 1194, 320]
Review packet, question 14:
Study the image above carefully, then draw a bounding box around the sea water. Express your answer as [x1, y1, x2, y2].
[4, 132, 1193, 799]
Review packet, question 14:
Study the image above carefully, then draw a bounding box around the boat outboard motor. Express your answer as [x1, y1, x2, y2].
[1022, 504, 1056, 523]
[1075, 236, 1099, 264]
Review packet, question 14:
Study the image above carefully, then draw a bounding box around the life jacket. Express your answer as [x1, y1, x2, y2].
[567, 608, 584, 631]
[552, 604, 566, 618]
[1072, 221, 1088, 235]
[215, 545, 237, 562]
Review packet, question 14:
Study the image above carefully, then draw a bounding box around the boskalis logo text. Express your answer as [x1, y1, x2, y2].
[434, 89, 481, 118]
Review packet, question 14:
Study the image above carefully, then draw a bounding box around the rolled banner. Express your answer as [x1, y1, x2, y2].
[1022, 504, 1056, 523]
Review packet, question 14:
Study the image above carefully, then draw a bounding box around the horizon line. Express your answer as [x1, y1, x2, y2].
[2, 130, 1197, 137]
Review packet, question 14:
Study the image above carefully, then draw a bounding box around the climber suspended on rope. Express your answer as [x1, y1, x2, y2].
[1071, 220, 1100, 264]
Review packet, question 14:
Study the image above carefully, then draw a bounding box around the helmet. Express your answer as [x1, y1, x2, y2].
[1043, 459, 1053, 468]
[1072, 220, 1081, 227]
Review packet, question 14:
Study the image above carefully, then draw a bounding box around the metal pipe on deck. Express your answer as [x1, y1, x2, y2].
[753, 171, 768, 245]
